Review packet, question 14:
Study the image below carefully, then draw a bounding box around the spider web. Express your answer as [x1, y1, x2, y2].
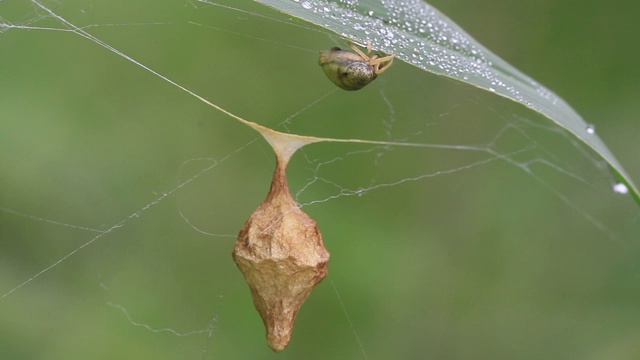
[1, 1, 639, 359]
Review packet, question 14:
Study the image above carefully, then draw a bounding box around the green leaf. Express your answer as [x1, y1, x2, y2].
[252, 0, 639, 205]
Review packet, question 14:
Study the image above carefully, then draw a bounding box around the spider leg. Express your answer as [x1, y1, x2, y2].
[348, 41, 371, 61]
[369, 54, 395, 75]
[365, 40, 373, 55]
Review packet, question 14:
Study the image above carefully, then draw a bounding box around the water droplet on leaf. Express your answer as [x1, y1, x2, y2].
[613, 182, 629, 194]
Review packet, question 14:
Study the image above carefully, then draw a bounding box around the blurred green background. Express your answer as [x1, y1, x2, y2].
[1, 0, 639, 359]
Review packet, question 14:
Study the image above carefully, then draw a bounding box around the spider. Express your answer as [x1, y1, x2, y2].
[318, 41, 395, 91]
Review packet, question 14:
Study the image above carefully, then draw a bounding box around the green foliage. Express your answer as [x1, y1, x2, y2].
[254, 0, 639, 203]
[1, 1, 639, 359]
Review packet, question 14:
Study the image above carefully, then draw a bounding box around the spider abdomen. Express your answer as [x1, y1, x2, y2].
[337, 61, 377, 91]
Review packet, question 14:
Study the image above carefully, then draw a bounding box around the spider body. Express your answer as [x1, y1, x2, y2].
[318, 42, 395, 91]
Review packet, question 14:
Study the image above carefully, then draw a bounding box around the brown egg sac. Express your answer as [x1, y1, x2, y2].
[233, 158, 330, 351]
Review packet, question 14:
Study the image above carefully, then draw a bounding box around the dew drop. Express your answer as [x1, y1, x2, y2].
[301, 1, 312, 9]
[586, 124, 596, 134]
[613, 182, 629, 194]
